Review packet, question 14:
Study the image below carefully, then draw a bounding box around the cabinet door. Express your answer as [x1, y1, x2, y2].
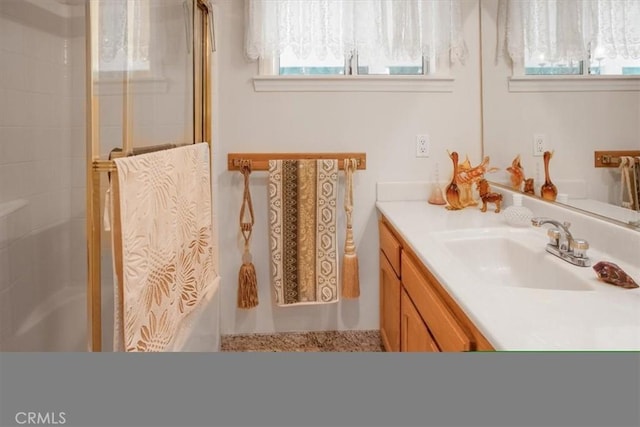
[401, 289, 440, 352]
[402, 252, 472, 352]
[380, 252, 401, 352]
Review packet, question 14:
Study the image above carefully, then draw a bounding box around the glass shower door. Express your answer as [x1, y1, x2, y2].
[87, 0, 204, 351]
[93, 0, 194, 158]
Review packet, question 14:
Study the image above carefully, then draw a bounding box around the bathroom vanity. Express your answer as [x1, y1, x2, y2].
[379, 218, 493, 352]
[377, 187, 640, 351]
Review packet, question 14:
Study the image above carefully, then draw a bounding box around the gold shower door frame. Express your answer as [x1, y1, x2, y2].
[85, 0, 213, 351]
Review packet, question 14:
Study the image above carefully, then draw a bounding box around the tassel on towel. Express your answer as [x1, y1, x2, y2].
[238, 160, 258, 309]
[342, 158, 360, 298]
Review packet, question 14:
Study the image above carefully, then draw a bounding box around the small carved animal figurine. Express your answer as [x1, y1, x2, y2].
[593, 261, 639, 289]
[523, 178, 535, 195]
[477, 179, 503, 213]
[506, 155, 525, 191]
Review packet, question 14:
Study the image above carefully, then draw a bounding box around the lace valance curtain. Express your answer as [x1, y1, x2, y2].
[498, 0, 640, 64]
[245, 0, 467, 64]
[99, 0, 150, 64]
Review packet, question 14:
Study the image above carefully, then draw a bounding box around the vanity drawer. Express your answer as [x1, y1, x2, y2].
[379, 220, 401, 277]
[401, 252, 472, 352]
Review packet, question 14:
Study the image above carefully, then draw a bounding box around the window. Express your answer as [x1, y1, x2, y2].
[93, 0, 151, 74]
[502, 0, 640, 78]
[524, 49, 640, 77]
[277, 49, 429, 76]
[246, 0, 465, 79]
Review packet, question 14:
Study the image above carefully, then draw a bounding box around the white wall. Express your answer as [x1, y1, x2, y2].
[480, 0, 640, 205]
[213, 0, 482, 334]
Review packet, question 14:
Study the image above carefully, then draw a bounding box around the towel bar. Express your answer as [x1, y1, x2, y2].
[227, 152, 367, 171]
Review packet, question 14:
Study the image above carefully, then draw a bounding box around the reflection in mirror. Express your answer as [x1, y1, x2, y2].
[479, 0, 640, 231]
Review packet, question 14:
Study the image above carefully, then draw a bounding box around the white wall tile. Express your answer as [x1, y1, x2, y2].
[70, 126, 85, 156]
[0, 51, 26, 90]
[70, 157, 85, 188]
[70, 93, 85, 128]
[0, 165, 10, 205]
[0, 288, 13, 347]
[8, 235, 33, 284]
[3, 89, 29, 127]
[2, 127, 34, 163]
[0, 244, 9, 291]
[0, 17, 24, 54]
[70, 187, 85, 219]
[29, 192, 48, 231]
[0, 216, 7, 249]
[0, 88, 7, 127]
[10, 274, 37, 332]
[7, 204, 30, 242]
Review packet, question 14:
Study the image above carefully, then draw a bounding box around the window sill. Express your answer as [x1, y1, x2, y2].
[508, 75, 640, 93]
[252, 75, 455, 93]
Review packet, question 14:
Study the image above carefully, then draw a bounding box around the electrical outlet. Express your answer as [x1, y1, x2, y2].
[416, 134, 430, 157]
[533, 134, 546, 156]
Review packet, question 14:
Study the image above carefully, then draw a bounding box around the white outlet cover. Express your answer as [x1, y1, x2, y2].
[533, 134, 546, 156]
[416, 134, 430, 157]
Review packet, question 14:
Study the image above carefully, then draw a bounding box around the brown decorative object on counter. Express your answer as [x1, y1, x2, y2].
[477, 179, 503, 213]
[540, 150, 558, 201]
[524, 178, 535, 195]
[457, 155, 499, 191]
[506, 155, 525, 191]
[457, 156, 479, 207]
[445, 151, 464, 210]
[445, 152, 500, 210]
[428, 184, 447, 205]
[593, 261, 639, 289]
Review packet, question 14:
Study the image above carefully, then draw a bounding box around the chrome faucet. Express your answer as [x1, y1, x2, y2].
[531, 217, 590, 267]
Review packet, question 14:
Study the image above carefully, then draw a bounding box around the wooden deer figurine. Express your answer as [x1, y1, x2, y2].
[477, 179, 503, 213]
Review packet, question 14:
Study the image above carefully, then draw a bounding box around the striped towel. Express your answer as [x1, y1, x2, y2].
[268, 159, 339, 306]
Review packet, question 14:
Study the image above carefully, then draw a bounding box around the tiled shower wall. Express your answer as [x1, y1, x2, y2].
[0, 0, 83, 349]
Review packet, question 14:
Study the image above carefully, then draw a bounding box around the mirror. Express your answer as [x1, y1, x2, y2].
[479, 0, 640, 231]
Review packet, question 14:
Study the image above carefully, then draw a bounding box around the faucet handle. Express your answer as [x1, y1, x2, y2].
[547, 228, 560, 245]
[570, 239, 589, 258]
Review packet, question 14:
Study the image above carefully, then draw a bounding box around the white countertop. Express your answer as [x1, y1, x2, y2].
[376, 200, 640, 351]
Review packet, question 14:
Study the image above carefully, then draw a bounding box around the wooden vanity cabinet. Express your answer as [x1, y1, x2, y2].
[378, 217, 494, 352]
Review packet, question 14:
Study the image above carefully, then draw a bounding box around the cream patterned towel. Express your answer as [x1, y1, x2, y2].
[268, 159, 339, 306]
[112, 143, 217, 352]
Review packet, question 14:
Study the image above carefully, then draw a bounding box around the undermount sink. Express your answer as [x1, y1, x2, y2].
[431, 228, 594, 292]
